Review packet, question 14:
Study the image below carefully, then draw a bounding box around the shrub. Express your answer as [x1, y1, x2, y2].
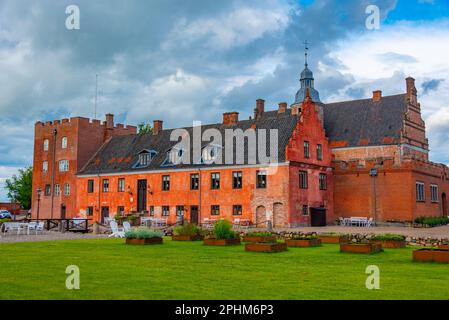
[213, 220, 237, 240]
[371, 234, 406, 241]
[245, 232, 272, 237]
[320, 232, 349, 237]
[174, 223, 203, 237]
[291, 235, 319, 240]
[0, 218, 11, 226]
[414, 216, 449, 227]
[127, 215, 138, 221]
[125, 229, 163, 239]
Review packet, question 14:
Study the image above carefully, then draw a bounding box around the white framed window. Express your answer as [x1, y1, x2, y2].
[61, 137, 68, 149]
[431, 184, 439, 203]
[162, 147, 185, 166]
[64, 183, 70, 196]
[134, 150, 157, 168]
[59, 160, 69, 172]
[43, 139, 49, 152]
[416, 182, 425, 202]
[54, 184, 60, 196]
[42, 161, 48, 173]
[202, 144, 222, 164]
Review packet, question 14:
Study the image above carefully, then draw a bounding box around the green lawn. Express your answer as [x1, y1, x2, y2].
[1, 238, 448, 300]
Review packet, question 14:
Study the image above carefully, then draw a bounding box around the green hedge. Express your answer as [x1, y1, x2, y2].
[414, 216, 449, 227]
[371, 234, 406, 241]
[125, 229, 163, 239]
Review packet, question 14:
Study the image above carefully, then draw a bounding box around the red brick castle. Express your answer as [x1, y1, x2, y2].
[31, 60, 449, 226]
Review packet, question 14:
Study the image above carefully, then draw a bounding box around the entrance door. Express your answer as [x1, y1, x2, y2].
[60, 204, 66, 219]
[101, 206, 109, 224]
[137, 180, 147, 213]
[442, 193, 447, 216]
[310, 208, 327, 227]
[190, 206, 199, 224]
[256, 206, 266, 228]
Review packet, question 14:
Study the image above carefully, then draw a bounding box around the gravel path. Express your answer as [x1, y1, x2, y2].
[0, 231, 109, 243]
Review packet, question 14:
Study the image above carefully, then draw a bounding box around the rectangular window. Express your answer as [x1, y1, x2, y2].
[162, 206, 170, 216]
[117, 206, 125, 216]
[233, 171, 243, 189]
[162, 175, 170, 191]
[54, 184, 60, 196]
[87, 180, 94, 193]
[431, 184, 439, 203]
[42, 161, 48, 173]
[43, 139, 49, 152]
[61, 137, 68, 149]
[118, 178, 125, 192]
[149, 206, 155, 217]
[102, 179, 109, 193]
[211, 173, 220, 190]
[176, 205, 185, 217]
[211, 205, 220, 216]
[299, 171, 308, 189]
[256, 170, 267, 189]
[190, 174, 199, 190]
[59, 160, 69, 172]
[86, 207, 94, 217]
[304, 141, 310, 158]
[416, 182, 425, 202]
[233, 205, 243, 216]
[302, 205, 309, 216]
[319, 173, 327, 191]
[45, 184, 51, 196]
[317, 144, 323, 161]
[64, 183, 70, 196]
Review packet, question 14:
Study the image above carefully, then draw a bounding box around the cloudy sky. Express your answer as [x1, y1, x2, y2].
[1, 0, 449, 201]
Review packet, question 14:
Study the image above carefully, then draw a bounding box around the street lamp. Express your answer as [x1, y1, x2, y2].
[36, 187, 42, 222]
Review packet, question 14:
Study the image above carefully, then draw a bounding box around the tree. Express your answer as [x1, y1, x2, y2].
[5, 167, 32, 210]
[138, 122, 153, 134]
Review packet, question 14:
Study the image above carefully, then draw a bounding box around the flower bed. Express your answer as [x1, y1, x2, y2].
[340, 243, 382, 254]
[245, 242, 287, 253]
[286, 235, 321, 247]
[172, 223, 204, 241]
[125, 229, 163, 245]
[203, 220, 240, 246]
[438, 245, 449, 250]
[413, 249, 449, 263]
[172, 235, 204, 241]
[370, 234, 406, 249]
[319, 234, 349, 244]
[242, 232, 276, 243]
[204, 238, 241, 246]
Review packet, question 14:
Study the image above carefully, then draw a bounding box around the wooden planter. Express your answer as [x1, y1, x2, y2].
[126, 237, 163, 245]
[371, 240, 406, 249]
[413, 249, 449, 263]
[319, 235, 349, 244]
[172, 235, 204, 241]
[242, 236, 276, 243]
[203, 238, 241, 246]
[438, 245, 449, 250]
[286, 239, 322, 247]
[340, 243, 382, 254]
[245, 242, 287, 253]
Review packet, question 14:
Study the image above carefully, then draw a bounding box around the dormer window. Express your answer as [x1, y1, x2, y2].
[134, 150, 157, 168]
[201, 144, 222, 165]
[162, 147, 185, 166]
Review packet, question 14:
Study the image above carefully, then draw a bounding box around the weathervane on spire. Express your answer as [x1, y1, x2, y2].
[303, 40, 310, 68]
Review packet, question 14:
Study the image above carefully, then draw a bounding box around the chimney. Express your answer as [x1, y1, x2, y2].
[254, 99, 265, 120]
[406, 77, 418, 105]
[153, 120, 163, 135]
[278, 102, 287, 114]
[105, 114, 114, 128]
[223, 112, 239, 125]
[372, 90, 382, 102]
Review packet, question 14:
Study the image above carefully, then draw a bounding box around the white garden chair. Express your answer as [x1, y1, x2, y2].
[27, 222, 45, 235]
[109, 221, 125, 238]
[123, 221, 132, 232]
[366, 218, 374, 228]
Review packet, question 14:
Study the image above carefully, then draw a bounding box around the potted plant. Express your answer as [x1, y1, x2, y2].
[125, 229, 163, 245]
[286, 235, 321, 247]
[242, 232, 276, 243]
[203, 220, 241, 246]
[127, 214, 140, 226]
[413, 248, 449, 263]
[319, 232, 349, 244]
[245, 239, 287, 253]
[340, 243, 383, 254]
[172, 223, 204, 241]
[370, 234, 406, 248]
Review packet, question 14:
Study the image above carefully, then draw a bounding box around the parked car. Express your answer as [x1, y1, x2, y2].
[0, 210, 12, 219]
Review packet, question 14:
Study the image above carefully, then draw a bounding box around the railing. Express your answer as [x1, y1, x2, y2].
[27, 219, 92, 233]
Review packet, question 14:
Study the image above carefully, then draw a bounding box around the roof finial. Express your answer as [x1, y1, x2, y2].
[303, 40, 309, 68]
